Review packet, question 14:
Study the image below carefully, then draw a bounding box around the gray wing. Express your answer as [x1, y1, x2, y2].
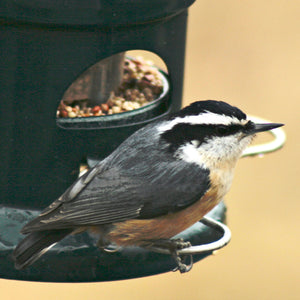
[21, 164, 141, 232]
[21, 158, 210, 233]
[21, 125, 211, 233]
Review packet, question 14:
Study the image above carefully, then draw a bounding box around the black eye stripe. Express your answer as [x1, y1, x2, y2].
[215, 124, 242, 136]
[243, 120, 255, 132]
[160, 123, 245, 152]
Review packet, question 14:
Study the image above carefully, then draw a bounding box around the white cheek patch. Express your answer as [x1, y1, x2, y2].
[157, 112, 247, 133]
[177, 133, 253, 168]
[176, 143, 207, 168]
[200, 134, 252, 160]
[191, 140, 200, 147]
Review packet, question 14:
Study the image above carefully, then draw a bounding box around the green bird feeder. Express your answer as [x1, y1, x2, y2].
[0, 0, 237, 282]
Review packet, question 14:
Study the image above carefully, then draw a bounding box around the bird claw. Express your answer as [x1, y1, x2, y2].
[97, 238, 120, 253]
[143, 238, 194, 273]
[102, 245, 120, 253]
[172, 253, 194, 273]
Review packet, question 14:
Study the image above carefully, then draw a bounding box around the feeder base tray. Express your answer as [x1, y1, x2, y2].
[0, 202, 227, 282]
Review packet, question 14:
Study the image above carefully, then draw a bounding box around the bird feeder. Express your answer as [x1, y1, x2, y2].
[0, 0, 286, 282]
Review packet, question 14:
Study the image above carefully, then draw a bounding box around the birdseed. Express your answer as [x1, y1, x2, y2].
[57, 56, 164, 118]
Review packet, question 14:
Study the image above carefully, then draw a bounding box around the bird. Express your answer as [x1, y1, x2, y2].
[12, 100, 283, 272]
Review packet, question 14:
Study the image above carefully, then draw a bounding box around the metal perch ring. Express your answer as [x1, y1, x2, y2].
[150, 216, 232, 256]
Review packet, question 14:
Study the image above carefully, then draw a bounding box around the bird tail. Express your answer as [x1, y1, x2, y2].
[12, 229, 72, 270]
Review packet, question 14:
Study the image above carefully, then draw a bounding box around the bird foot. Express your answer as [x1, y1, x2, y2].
[172, 252, 193, 273]
[143, 238, 194, 273]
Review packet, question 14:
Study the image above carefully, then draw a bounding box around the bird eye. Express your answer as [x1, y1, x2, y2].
[216, 125, 228, 135]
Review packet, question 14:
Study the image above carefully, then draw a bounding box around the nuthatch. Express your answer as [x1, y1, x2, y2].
[12, 100, 283, 272]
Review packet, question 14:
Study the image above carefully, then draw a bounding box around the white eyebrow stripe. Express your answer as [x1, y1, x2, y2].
[157, 112, 246, 133]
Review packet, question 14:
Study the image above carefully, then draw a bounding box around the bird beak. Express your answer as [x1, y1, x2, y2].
[245, 122, 284, 135]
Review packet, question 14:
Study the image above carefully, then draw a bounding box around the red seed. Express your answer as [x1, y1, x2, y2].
[101, 103, 109, 112]
[143, 74, 154, 82]
[92, 106, 101, 113]
[60, 110, 68, 118]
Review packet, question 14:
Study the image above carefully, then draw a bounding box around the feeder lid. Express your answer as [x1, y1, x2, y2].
[0, 0, 195, 27]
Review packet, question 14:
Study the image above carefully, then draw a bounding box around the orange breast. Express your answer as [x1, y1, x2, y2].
[105, 187, 221, 247]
